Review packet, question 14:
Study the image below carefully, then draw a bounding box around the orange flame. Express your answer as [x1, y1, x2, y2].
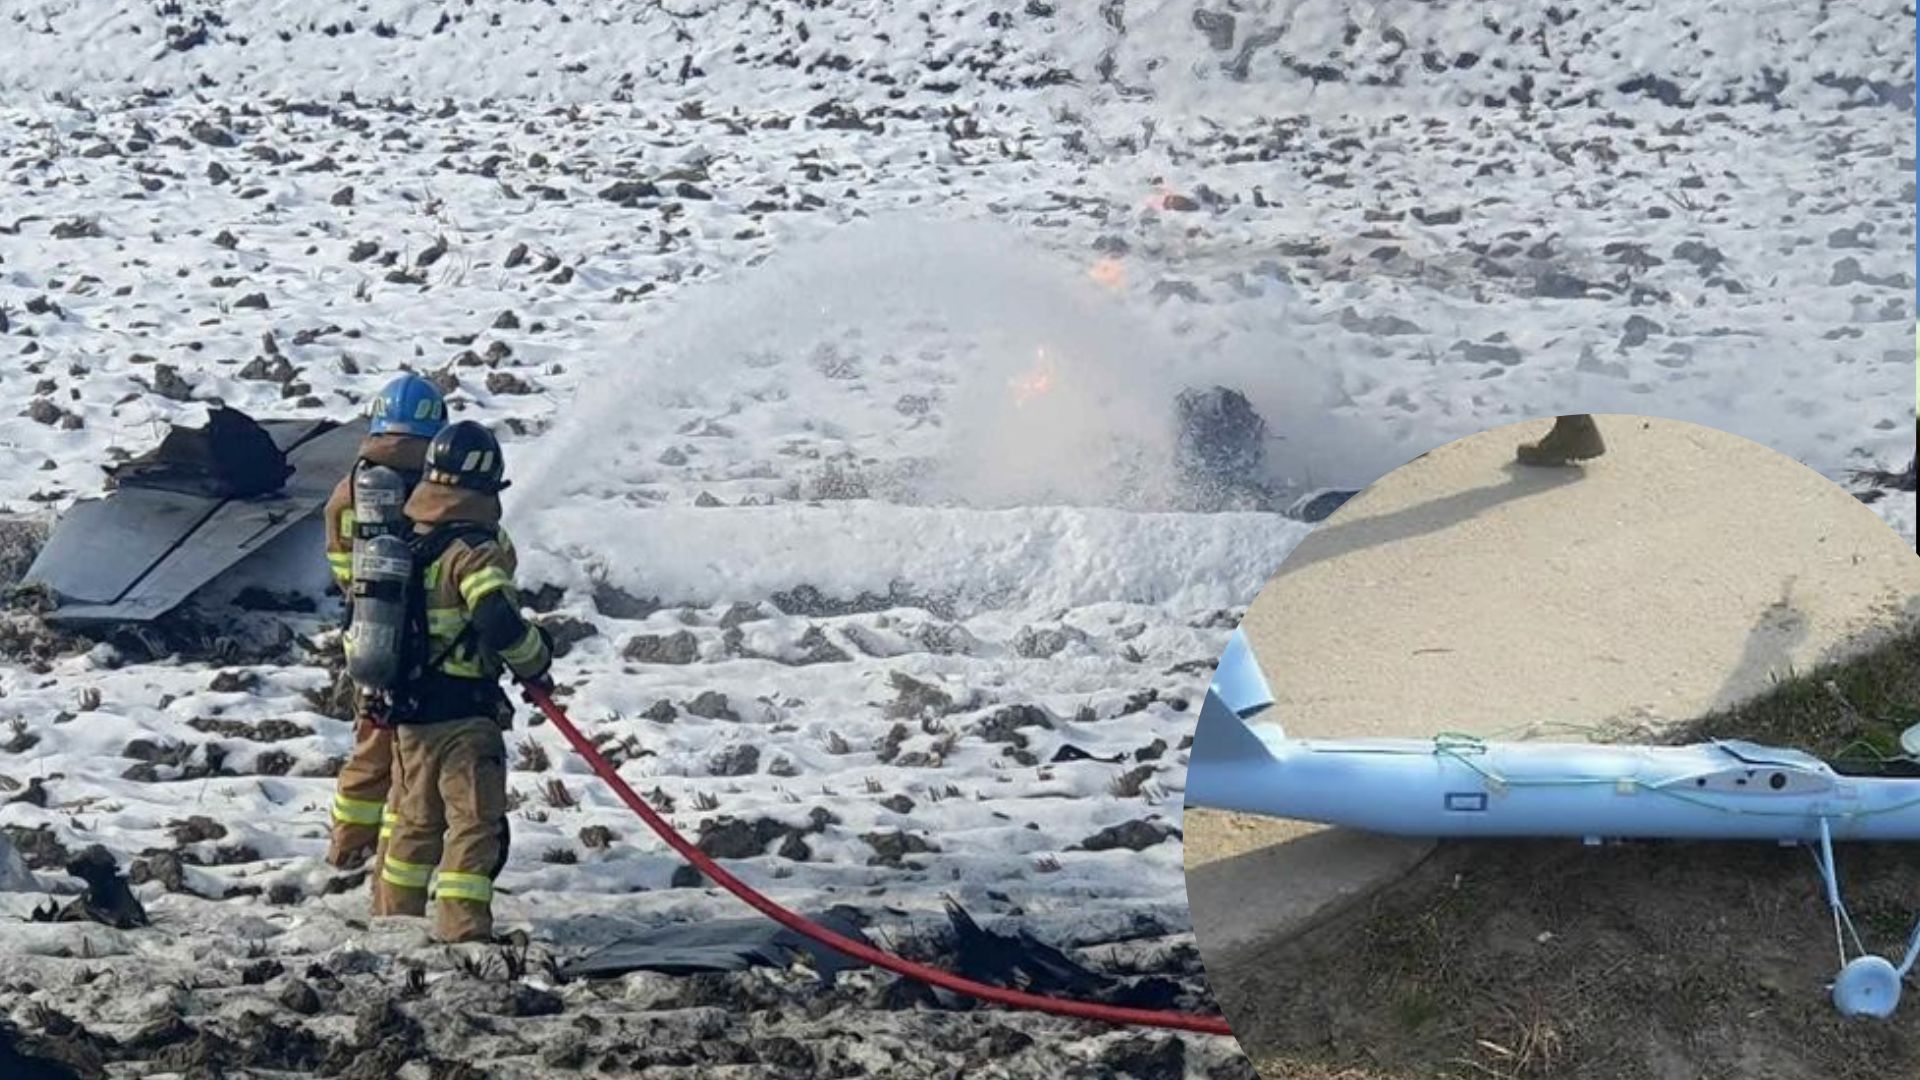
[1143, 185, 1185, 211]
[1009, 347, 1059, 407]
[1087, 256, 1125, 290]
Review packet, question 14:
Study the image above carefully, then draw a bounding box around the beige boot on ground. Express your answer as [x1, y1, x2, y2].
[1516, 414, 1607, 466]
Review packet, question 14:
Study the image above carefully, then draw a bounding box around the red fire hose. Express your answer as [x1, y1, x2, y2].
[522, 685, 1235, 1036]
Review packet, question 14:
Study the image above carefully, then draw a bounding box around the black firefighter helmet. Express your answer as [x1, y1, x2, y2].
[423, 420, 510, 493]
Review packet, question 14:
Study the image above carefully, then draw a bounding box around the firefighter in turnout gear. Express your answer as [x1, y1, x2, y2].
[324, 374, 447, 871]
[370, 420, 554, 943]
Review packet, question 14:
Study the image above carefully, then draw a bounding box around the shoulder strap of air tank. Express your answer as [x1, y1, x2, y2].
[402, 522, 500, 682]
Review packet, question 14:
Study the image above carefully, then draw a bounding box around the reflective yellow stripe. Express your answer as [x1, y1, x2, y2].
[331, 793, 384, 827]
[500, 623, 545, 669]
[442, 654, 487, 678]
[425, 604, 489, 676]
[432, 871, 493, 903]
[427, 607, 467, 653]
[379, 808, 399, 840]
[459, 566, 514, 606]
[381, 856, 432, 890]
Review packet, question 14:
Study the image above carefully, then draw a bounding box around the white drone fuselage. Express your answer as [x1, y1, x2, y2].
[1187, 629, 1920, 1018]
[1187, 712, 1920, 844]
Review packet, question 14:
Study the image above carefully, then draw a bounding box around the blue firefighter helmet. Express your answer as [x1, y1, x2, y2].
[367, 374, 448, 438]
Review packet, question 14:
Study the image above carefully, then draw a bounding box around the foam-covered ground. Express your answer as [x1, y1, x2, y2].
[0, 2, 1912, 1075]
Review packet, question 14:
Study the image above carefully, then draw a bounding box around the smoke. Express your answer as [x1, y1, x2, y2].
[512, 213, 1379, 518]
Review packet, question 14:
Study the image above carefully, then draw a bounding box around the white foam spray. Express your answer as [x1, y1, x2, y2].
[513, 213, 1379, 518]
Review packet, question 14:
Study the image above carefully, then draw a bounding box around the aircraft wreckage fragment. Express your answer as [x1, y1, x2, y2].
[20, 407, 364, 626]
[560, 910, 873, 983]
[1188, 630, 1920, 1018]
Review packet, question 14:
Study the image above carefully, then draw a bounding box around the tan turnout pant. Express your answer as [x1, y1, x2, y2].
[372, 716, 508, 943]
[327, 718, 395, 880]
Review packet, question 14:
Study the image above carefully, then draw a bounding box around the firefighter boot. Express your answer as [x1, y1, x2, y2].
[1515, 414, 1606, 466]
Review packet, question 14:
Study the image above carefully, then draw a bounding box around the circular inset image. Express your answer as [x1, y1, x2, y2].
[1183, 414, 1920, 1078]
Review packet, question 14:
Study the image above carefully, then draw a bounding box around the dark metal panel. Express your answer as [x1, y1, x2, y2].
[560, 913, 871, 981]
[27, 417, 368, 626]
[23, 488, 217, 606]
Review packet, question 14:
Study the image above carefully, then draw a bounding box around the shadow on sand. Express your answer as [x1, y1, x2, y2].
[1270, 461, 1589, 582]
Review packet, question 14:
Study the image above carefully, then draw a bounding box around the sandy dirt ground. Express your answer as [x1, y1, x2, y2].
[1186, 413, 1920, 961]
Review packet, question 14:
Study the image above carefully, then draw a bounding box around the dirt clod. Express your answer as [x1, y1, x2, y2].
[621, 630, 697, 665]
[278, 980, 322, 1015]
[1077, 819, 1179, 852]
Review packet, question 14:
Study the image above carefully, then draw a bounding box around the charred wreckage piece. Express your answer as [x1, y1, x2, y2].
[1174, 385, 1355, 520]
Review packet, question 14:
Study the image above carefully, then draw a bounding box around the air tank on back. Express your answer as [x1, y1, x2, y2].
[351, 464, 408, 540]
[345, 466, 412, 691]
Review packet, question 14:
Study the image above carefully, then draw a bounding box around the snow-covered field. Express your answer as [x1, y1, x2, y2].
[0, 2, 1913, 1075]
